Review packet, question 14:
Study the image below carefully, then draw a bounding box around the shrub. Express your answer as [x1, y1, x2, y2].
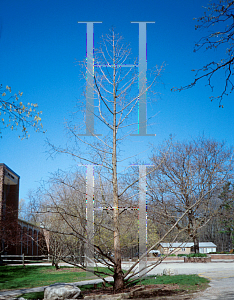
[187, 253, 207, 258]
[209, 251, 233, 254]
[177, 254, 188, 257]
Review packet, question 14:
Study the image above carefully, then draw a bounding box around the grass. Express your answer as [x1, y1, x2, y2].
[0, 265, 112, 291]
[18, 274, 209, 299]
[18, 291, 45, 299]
[138, 274, 209, 290]
[1, 266, 210, 299]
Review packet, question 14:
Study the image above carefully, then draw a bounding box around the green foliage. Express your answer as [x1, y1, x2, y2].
[0, 84, 44, 139]
[177, 254, 188, 257]
[187, 253, 207, 257]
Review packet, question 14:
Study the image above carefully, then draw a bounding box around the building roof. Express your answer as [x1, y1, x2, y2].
[18, 218, 41, 230]
[160, 242, 216, 248]
[0, 163, 20, 178]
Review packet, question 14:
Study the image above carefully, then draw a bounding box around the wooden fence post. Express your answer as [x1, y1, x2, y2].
[22, 253, 25, 268]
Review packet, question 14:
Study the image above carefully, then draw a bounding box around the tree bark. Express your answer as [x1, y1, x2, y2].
[193, 234, 199, 254]
[112, 40, 124, 291]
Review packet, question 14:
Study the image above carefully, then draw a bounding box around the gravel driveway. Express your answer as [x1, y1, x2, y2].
[122, 261, 234, 299]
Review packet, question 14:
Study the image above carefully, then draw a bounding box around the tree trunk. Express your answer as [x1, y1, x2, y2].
[193, 234, 199, 254]
[112, 43, 124, 291]
[54, 260, 59, 270]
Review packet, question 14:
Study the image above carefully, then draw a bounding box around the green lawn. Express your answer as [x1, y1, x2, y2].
[18, 274, 210, 299]
[1, 266, 210, 300]
[139, 274, 209, 291]
[0, 265, 111, 291]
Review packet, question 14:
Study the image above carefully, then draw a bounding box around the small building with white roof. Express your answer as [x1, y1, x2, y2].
[158, 242, 217, 255]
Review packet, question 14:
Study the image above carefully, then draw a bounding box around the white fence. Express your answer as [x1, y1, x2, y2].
[1, 254, 48, 265]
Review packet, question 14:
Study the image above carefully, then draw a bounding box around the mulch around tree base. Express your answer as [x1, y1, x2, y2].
[80, 284, 195, 299]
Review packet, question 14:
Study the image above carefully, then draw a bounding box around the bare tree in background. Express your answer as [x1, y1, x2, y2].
[148, 137, 233, 253]
[198, 182, 234, 252]
[218, 182, 234, 250]
[175, 0, 234, 106]
[32, 170, 86, 266]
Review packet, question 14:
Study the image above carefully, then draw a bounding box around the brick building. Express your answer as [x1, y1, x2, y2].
[0, 163, 47, 256]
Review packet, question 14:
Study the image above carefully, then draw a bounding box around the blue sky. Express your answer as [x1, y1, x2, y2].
[1, 0, 234, 201]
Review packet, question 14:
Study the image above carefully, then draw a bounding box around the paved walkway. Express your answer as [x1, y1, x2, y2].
[193, 269, 234, 300]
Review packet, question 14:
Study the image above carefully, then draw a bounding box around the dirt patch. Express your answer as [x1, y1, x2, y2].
[80, 284, 193, 299]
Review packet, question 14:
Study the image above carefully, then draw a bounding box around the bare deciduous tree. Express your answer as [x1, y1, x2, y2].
[45, 29, 163, 291]
[218, 182, 234, 250]
[148, 137, 233, 253]
[175, 0, 234, 106]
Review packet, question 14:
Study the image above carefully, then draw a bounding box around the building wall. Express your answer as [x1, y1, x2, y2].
[0, 164, 20, 254]
[162, 247, 191, 255]
[0, 164, 48, 256]
[0, 165, 4, 222]
[200, 247, 217, 253]
[159, 244, 217, 255]
[17, 220, 47, 256]
[0, 164, 19, 222]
